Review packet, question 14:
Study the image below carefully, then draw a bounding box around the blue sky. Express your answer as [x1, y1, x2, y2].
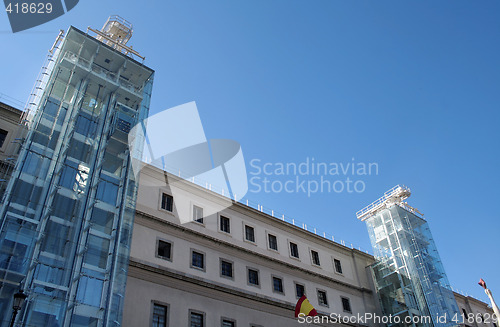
[1, 0, 499, 303]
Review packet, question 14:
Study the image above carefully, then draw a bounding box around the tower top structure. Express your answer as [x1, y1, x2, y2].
[356, 184, 423, 221]
[87, 15, 145, 61]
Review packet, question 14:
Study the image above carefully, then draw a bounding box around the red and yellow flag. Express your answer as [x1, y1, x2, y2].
[295, 295, 318, 318]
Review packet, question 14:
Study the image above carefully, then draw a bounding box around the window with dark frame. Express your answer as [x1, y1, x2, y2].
[191, 251, 204, 269]
[220, 216, 230, 233]
[317, 290, 328, 306]
[334, 259, 343, 274]
[190, 311, 204, 327]
[0, 129, 7, 148]
[311, 250, 320, 266]
[221, 260, 233, 278]
[295, 283, 305, 298]
[157, 240, 171, 260]
[245, 225, 255, 242]
[193, 205, 204, 224]
[248, 268, 259, 286]
[341, 297, 352, 312]
[272, 276, 284, 293]
[161, 193, 173, 212]
[152, 303, 167, 327]
[290, 242, 299, 258]
[221, 319, 235, 327]
[268, 234, 278, 251]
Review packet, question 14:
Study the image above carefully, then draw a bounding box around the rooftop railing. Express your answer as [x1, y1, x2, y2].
[159, 165, 373, 255]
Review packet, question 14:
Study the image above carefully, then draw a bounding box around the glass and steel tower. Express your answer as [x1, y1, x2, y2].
[357, 185, 460, 327]
[0, 17, 153, 327]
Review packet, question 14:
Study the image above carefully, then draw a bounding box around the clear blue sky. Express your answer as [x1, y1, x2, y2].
[1, 0, 499, 303]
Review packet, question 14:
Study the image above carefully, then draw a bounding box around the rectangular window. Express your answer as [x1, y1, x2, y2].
[0, 129, 8, 148]
[248, 268, 259, 286]
[221, 319, 235, 327]
[157, 240, 172, 260]
[190, 311, 204, 327]
[193, 205, 204, 224]
[317, 290, 328, 307]
[161, 193, 173, 212]
[334, 259, 343, 274]
[220, 260, 233, 278]
[220, 216, 230, 233]
[272, 276, 284, 294]
[295, 283, 305, 298]
[268, 234, 278, 251]
[290, 242, 299, 258]
[311, 250, 320, 266]
[245, 225, 255, 242]
[341, 297, 351, 313]
[152, 303, 168, 327]
[191, 251, 204, 270]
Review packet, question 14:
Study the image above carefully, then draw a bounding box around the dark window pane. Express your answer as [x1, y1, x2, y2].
[158, 241, 172, 260]
[220, 216, 230, 233]
[290, 242, 299, 258]
[192, 251, 204, 269]
[245, 225, 255, 242]
[296, 284, 305, 298]
[222, 320, 234, 327]
[161, 193, 173, 212]
[334, 259, 343, 274]
[190, 312, 204, 327]
[221, 260, 232, 278]
[268, 234, 278, 250]
[248, 269, 259, 285]
[311, 250, 320, 266]
[342, 297, 351, 312]
[0, 129, 8, 148]
[273, 277, 283, 293]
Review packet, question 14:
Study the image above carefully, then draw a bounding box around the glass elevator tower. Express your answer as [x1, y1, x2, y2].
[0, 17, 153, 327]
[357, 185, 459, 327]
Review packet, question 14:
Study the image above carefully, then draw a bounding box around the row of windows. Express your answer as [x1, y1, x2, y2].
[152, 303, 281, 327]
[156, 240, 352, 311]
[160, 193, 344, 274]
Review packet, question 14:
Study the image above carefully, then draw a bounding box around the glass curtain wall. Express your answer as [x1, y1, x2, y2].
[0, 26, 153, 327]
[366, 205, 459, 327]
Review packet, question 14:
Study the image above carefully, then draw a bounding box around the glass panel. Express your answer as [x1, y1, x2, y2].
[76, 269, 104, 307]
[41, 220, 73, 257]
[71, 315, 99, 327]
[10, 180, 42, 209]
[67, 138, 92, 163]
[24, 151, 51, 178]
[74, 112, 98, 138]
[90, 208, 115, 235]
[84, 235, 110, 269]
[51, 193, 80, 220]
[96, 174, 120, 206]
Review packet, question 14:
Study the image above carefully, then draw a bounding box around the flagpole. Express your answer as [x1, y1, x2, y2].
[484, 288, 500, 323]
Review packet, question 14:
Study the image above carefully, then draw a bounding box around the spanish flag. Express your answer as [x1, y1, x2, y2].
[295, 295, 318, 317]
